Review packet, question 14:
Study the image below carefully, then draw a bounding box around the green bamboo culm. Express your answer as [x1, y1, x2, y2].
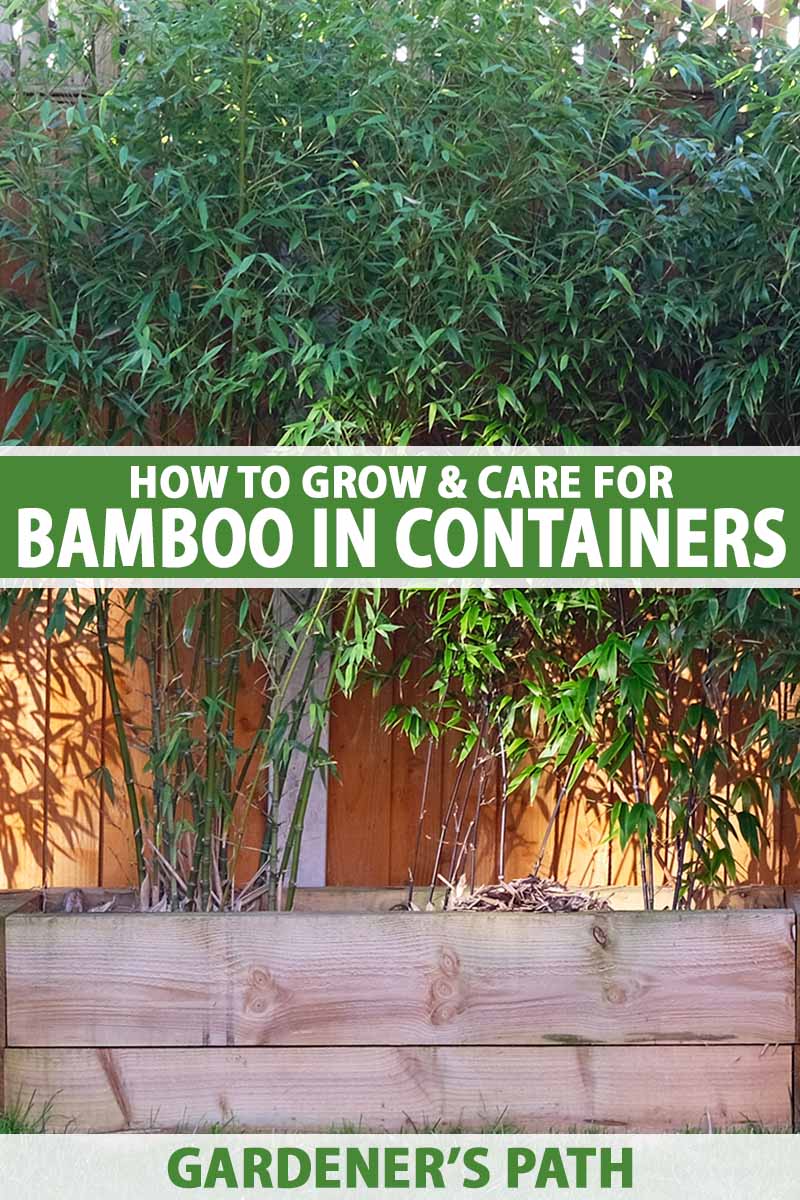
[282, 588, 360, 911]
[200, 588, 224, 911]
[91, 583, 386, 910]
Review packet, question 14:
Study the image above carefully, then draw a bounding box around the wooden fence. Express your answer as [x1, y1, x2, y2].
[0, 591, 799, 896]
[0, 890, 795, 1131]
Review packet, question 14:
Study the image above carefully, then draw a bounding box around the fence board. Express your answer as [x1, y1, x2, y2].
[328, 672, 394, 887]
[99, 594, 149, 889]
[0, 602, 50, 889]
[3, 1044, 790, 1133]
[1, 601, 800, 894]
[45, 592, 105, 888]
[6, 910, 794, 1048]
[388, 629, 444, 888]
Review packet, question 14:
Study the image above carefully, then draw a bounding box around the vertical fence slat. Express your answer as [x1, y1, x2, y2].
[0, 602, 50, 890]
[45, 591, 104, 888]
[99, 593, 146, 889]
[328, 669, 393, 886]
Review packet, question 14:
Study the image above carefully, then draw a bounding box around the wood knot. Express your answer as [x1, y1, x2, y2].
[244, 966, 282, 1016]
[439, 948, 460, 976]
[592, 924, 608, 947]
[428, 947, 464, 1026]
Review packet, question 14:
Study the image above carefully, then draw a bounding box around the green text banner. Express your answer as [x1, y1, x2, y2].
[2, 447, 797, 584]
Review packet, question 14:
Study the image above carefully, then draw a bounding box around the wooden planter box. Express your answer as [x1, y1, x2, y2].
[0, 891, 796, 1132]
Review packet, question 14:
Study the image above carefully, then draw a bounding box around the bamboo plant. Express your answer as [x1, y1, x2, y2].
[0, 584, 392, 910]
[1, 0, 798, 450]
[386, 587, 800, 910]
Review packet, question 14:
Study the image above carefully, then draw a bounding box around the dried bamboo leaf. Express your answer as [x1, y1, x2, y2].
[450, 874, 611, 914]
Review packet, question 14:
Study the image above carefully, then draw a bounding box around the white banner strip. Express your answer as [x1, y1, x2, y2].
[1, 1133, 796, 1199]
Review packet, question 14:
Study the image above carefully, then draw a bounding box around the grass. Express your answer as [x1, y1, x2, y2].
[0, 1103, 792, 1135]
[0, 1095, 52, 1134]
[330, 1117, 523, 1135]
[172, 1116, 523, 1135]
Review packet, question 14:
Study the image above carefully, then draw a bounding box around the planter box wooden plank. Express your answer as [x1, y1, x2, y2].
[5, 909, 795, 1048]
[0, 891, 40, 1110]
[12, 883, 792, 915]
[4, 1045, 790, 1133]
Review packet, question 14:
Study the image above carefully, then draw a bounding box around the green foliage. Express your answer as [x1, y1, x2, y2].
[0, 585, 390, 909]
[388, 587, 800, 906]
[1, 0, 799, 445]
[2, 1, 800, 904]
[0, 1094, 51, 1133]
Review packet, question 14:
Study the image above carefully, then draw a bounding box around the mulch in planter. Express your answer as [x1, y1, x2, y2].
[448, 874, 611, 913]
